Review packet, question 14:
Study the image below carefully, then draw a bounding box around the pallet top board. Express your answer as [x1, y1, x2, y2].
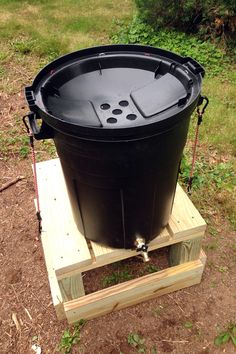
[36, 159, 93, 275]
[35, 158, 206, 279]
[89, 228, 170, 269]
[168, 184, 207, 238]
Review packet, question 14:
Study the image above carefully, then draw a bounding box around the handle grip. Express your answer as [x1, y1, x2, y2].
[23, 112, 54, 140]
[25, 86, 36, 109]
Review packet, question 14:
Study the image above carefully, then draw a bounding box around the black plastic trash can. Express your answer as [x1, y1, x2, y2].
[24, 44, 205, 249]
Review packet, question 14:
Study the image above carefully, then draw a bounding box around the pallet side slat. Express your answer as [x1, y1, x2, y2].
[64, 258, 204, 323]
[40, 231, 65, 320]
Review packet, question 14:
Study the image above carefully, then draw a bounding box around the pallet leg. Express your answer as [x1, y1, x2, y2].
[169, 236, 203, 266]
[58, 274, 85, 302]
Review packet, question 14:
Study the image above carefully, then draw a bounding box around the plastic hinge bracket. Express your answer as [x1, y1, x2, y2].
[183, 58, 205, 77]
[178, 93, 191, 106]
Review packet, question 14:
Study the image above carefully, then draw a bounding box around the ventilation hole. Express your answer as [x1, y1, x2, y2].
[112, 109, 122, 115]
[107, 117, 117, 124]
[126, 114, 137, 120]
[119, 100, 129, 107]
[100, 103, 110, 110]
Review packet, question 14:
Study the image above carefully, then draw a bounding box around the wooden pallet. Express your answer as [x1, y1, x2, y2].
[36, 158, 207, 323]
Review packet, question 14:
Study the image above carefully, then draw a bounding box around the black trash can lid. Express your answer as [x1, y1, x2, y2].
[26, 45, 204, 139]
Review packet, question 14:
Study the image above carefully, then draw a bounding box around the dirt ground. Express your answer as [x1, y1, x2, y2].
[0, 92, 236, 354]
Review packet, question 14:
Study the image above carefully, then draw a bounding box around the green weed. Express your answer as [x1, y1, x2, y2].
[214, 322, 236, 348]
[42, 140, 57, 157]
[210, 280, 217, 288]
[102, 269, 133, 287]
[19, 146, 30, 158]
[127, 332, 146, 353]
[0, 132, 30, 159]
[204, 242, 218, 251]
[112, 15, 230, 77]
[58, 320, 85, 354]
[207, 260, 215, 270]
[208, 227, 218, 238]
[0, 51, 8, 62]
[152, 305, 164, 317]
[0, 66, 6, 77]
[145, 264, 159, 273]
[217, 265, 228, 273]
[179, 156, 236, 192]
[184, 321, 193, 329]
[11, 38, 37, 55]
[179, 153, 236, 231]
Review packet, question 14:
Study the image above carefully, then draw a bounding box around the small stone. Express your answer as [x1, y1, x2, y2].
[31, 344, 41, 354]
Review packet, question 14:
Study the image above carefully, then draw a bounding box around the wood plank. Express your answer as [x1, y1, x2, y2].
[168, 184, 206, 239]
[90, 228, 170, 263]
[169, 236, 203, 266]
[59, 274, 85, 302]
[199, 249, 207, 267]
[36, 159, 93, 277]
[64, 258, 204, 323]
[56, 231, 203, 280]
[40, 231, 65, 320]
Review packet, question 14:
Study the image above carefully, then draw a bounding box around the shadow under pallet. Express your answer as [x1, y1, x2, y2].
[35, 158, 206, 323]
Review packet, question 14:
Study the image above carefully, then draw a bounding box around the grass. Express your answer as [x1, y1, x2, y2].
[0, 0, 134, 95]
[0, 0, 133, 57]
[195, 74, 236, 155]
